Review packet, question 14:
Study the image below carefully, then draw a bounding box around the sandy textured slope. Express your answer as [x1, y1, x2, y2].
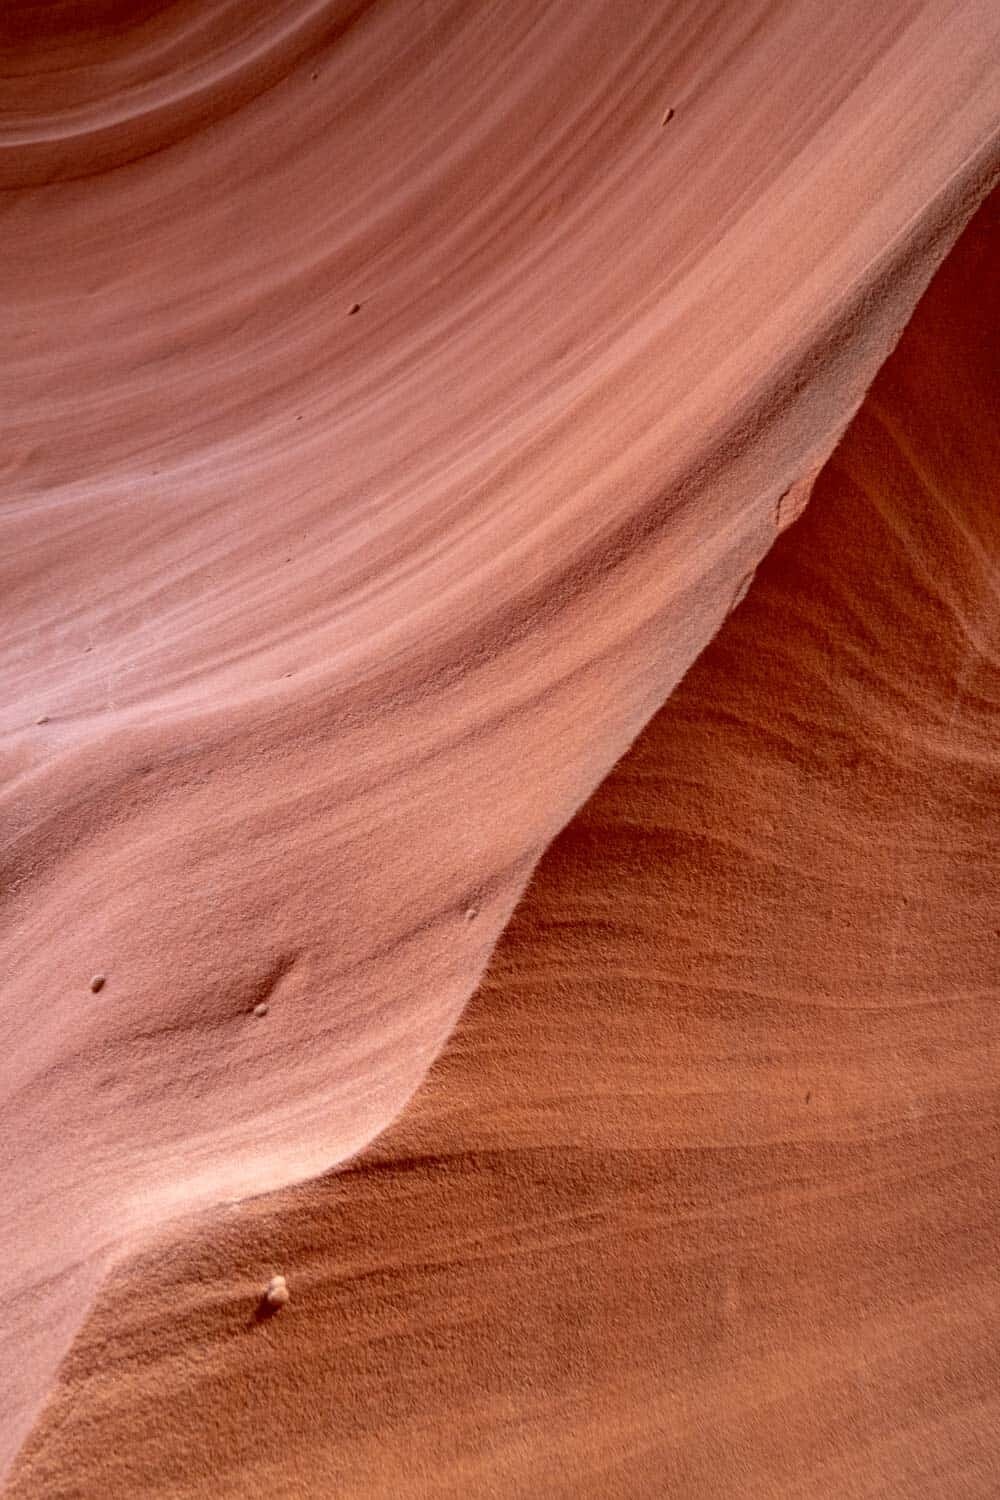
[2, 0, 999, 1486]
[13, 184, 997, 1500]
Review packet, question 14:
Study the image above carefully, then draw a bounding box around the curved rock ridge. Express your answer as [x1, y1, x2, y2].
[0, 1, 374, 188]
[2, 0, 999, 1485]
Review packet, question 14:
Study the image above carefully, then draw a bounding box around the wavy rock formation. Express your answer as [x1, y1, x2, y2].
[11, 178, 999, 1500]
[2, 0, 998, 1489]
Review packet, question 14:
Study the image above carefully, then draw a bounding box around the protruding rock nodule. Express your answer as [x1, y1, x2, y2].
[89, 974, 106, 993]
[265, 1275, 290, 1309]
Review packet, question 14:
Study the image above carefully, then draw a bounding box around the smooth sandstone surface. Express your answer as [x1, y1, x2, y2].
[11, 181, 999, 1500]
[2, 0, 999, 1491]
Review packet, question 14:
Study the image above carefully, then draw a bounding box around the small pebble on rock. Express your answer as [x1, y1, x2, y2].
[265, 1275, 290, 1308]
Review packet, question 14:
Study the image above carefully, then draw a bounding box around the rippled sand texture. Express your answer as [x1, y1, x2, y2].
[3, 0, 999, 1490]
